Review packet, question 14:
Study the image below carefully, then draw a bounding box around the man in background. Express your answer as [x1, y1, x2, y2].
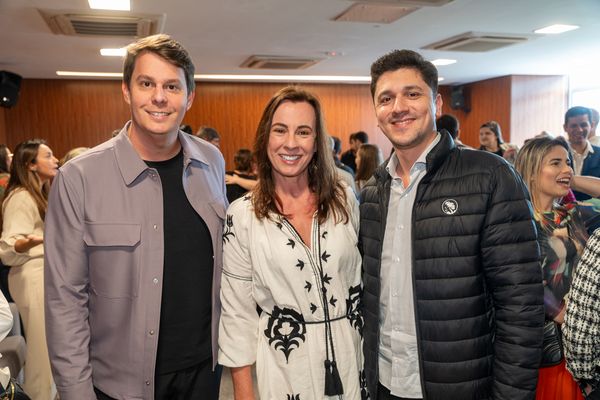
[45, 34, 227, 400]
[341, 130, 368, 172]
[436, 113, 468, 148]
[196, 126, 221, 148]
[564, 106, 600, 200]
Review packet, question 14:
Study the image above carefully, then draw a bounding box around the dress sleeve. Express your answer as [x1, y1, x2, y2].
[0, 191, 42, 266]
[218, 198, 259, 367]
[563, 229, 600, 382]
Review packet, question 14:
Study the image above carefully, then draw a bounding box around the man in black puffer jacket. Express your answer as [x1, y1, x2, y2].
[359, 49, 544, 400]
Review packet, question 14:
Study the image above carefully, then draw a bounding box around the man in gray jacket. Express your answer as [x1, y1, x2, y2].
[360, 49, 544, 400]
[44, 34, 227, 400]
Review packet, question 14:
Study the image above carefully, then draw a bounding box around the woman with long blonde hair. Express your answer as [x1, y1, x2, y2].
[0, 139, 58, 400]
[515, 137, 587, 400]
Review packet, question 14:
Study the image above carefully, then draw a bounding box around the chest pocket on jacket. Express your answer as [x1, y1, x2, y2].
[84, 222, 141, 299]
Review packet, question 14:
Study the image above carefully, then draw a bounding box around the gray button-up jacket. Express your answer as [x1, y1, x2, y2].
[44, 125, 227, 400]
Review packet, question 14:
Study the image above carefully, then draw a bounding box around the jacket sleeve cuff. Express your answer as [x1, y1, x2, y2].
[56, 379, 96, 400]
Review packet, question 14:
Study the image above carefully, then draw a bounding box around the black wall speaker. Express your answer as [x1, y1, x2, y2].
[450, 85, 470, 112]
[0, 71, 22, 108]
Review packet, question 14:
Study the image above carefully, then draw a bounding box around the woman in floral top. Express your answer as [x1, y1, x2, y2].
[218, 87, 366, 400]
[515, 137, 588, 400]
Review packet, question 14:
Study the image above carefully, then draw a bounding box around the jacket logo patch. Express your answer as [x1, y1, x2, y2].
[441, 199, 458, 215]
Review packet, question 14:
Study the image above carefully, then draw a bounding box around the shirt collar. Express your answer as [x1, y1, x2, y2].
[570, 139, 594, 156]
[114, 121, 212, 185]
[385, 133, 441, 179]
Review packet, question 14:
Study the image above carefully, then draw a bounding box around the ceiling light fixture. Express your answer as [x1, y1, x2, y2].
[56, 71, 123, 77]
[438, 77, 445, 82]
[55, 71, 372, 83]
[100, 48, 126, 57]
[431, 59, 457, 66]
[534, 24, 579, 34]
[88, 0, 130, 11]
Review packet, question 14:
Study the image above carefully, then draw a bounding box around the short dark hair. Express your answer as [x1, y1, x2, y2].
[123, 34, 195, 94]
[233, 148, 253, 173]
[370, 49, 438, 98]
[353, 131, 369, 144]
[180, 124, 193, 135]
[564, 106, 592, 125]
[436, 114, 459, 139]
[196, 126, 220, 141]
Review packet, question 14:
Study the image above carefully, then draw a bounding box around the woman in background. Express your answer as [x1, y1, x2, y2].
[225, 148, 257, 203]
[0, 139, 58, 400]
[354, 143, 383, 192]
[479, 120, 505, 157]
[515, 137, 587, 400]
[219, 86, 366, 399]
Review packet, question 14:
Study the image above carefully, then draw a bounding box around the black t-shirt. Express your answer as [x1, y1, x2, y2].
[145, 149, 214, 375]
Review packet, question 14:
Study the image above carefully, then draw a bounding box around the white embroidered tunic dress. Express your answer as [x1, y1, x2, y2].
[218, 189, 366, 400]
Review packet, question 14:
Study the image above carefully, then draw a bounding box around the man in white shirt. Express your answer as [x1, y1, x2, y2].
[564, 106, 600, 200]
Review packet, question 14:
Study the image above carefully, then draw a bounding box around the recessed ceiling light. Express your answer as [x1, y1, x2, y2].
[431, 59, 457, 66]
[100, 48, 126, 57]
[438, 77, 445, 82]
[534, 24, 579, 34]
[88, 0, 130, 11]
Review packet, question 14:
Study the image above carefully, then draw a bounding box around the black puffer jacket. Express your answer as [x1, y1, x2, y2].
[359, 132, 544, 400]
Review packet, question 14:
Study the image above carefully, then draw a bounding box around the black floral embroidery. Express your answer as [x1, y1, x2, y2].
[329, 296, 337, 307]
[346, 284, 363, 337]
[359, 369, 369, 399]
[287, 395, 300, 400]
[310, 303, 317, 314]
[295, 259, 305, 271]
[287, 239, 296, 249]
[322, 273, 332, 285]
[243, 195, 251, 201]
[304, 281, 312, 292]
[223, 214, 235, 243]
[276, 221, 283, 230]
[321, 230, 328, 239]
[264, 306, 306, 363]
[321, 251, 331, 262]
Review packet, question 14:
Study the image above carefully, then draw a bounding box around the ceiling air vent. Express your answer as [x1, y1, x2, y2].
[39, 9, 164, 37]
[423, 32, 530, 52]
[240, 55, 321, 70]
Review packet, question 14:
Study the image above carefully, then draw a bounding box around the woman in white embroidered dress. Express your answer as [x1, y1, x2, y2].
[218, 86, 366, 400]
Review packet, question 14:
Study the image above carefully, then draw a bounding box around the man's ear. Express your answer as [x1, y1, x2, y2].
[122, 81, 131, 105]
[186, 90, 195, 111]
[434, 93, 443, 118]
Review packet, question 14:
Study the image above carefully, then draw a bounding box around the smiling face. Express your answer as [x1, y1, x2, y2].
[122, 51, 194, 140]
[30, 144, 58, 182]
[267, 101, 317, 185]
[564, 113, 591, 149]
[374, 68, 442, 153]
[535, 145, 573, 210]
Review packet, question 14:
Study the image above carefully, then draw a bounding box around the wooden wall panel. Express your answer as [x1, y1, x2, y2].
[510, 75, 568, 145]
[439, 76, 512, 148]
[4, 79, 128, 153]
[3, 80, 382, 169]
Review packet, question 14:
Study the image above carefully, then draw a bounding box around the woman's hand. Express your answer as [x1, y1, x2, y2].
[14, 234, 43, 253]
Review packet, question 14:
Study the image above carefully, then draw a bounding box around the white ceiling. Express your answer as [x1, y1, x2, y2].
[1, 0, 600, 90]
